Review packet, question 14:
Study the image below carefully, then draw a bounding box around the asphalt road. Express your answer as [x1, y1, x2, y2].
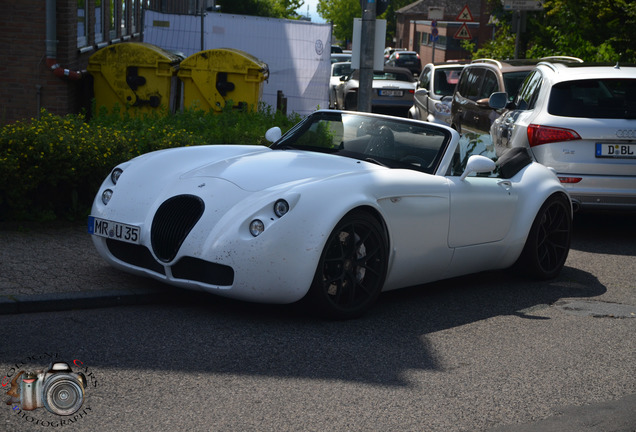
[1, 212, 634, 431]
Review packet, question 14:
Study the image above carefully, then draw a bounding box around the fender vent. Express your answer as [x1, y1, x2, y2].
[151, 195, 204, 262]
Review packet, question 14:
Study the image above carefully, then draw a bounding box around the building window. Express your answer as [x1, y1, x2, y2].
[77, 0, 88, 47]
[108, 0, 117, 39]
[95, 0, 104, 43]
[121, 0, 128, 35]
[132, 0, 138, 33]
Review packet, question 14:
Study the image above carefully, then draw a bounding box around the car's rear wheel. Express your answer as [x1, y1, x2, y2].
[306, 211, 388, 319]
[516, 193, 572, 279]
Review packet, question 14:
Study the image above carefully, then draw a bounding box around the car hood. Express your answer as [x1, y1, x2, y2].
[180, 146, 378, 192]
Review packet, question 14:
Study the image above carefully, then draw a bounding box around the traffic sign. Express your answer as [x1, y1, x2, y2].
[456, 5, 474, 21]
[454, 23, 472, 39]
[502, 0, 543, 11]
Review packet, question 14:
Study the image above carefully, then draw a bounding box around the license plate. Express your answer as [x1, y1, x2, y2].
[595, 143, 636, 159]
[88, 216, 141, 244]
[379, 89, 403, 97]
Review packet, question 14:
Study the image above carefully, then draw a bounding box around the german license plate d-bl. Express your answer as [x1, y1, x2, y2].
[88, 216, 141, 244]
[595, 143, 636, 159]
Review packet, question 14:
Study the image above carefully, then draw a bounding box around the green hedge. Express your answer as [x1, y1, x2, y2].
[0, 106, 301, 222]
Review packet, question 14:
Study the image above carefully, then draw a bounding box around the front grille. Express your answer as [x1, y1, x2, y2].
[106, 239, 165, 275]
[171, 256, 235, 286]
[151, 195, 204, 262]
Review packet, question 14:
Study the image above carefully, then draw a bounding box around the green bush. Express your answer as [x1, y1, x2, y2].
[0, 105, 302, 222]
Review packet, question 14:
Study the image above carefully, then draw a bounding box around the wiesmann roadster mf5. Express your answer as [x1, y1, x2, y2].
[89, 110, 572, 319]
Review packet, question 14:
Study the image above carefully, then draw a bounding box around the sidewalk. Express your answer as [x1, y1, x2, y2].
[0, 221, 170, 314]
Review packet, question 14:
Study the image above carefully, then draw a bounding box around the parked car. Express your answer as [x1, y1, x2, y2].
[334, 66, 416, 114]
[450, 59, 539, 137]
[409, 63, 466, 125]
[490, 60, 636, 212]
[331, 53, 351, 64]
[329, 62, 352, 109]
[89, 110, 572, 319]
[383, 47, 406, 61]
[385, 50, 422, 76]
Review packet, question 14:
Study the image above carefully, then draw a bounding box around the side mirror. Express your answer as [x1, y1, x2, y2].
[488, 92, 509, 110]
[265, 126, 282, 143]
[415, 88, 429, 97]
[460, 155, 496, 181]
[340, 75, 347, 81]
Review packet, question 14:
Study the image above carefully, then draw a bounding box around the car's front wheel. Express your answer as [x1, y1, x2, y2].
[305, 211, 388, 319]
[515, 193, 572, 279]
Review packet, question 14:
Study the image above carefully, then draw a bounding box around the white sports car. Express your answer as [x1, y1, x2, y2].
[88, 110, 572, 319]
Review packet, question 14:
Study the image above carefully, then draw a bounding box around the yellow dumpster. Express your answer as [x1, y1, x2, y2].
[88, 42, 182, 116]
[178, 48, 269, 112]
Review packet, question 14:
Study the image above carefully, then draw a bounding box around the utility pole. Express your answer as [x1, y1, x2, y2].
[358, 0, 376, 113]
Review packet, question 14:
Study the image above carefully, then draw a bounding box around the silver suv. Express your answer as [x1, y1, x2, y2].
[409, 63, 465, 125]
[490, 61, 636, 211]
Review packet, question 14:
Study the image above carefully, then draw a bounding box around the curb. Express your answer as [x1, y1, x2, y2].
[0, 288, 171, 315]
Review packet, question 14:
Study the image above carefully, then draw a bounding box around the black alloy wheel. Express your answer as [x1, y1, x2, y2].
[306, 211, 388, 319]
[516, 193, 572, 279]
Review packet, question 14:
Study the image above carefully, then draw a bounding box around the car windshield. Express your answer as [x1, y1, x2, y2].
[270, 112, 451, 174]
[548, 78, 636, 119]
[373, 71, 414, 82]
[332, 63, 352, 77]
[396, 53, 418, 61]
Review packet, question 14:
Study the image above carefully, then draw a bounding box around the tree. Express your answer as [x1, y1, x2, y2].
[317, 0, 360, 43]
[467, 0, 635, 62]
[317, 0, 413, 46]
[216, 0, 305, 19]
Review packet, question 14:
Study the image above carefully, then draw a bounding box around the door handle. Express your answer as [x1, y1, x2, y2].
[497, 180, 512, 191]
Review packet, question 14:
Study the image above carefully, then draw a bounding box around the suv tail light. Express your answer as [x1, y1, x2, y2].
[527, 124, 581, 147]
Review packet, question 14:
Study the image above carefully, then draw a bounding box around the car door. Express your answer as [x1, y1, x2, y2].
[413, 66, 432, 119]
[453, 67, 486, 133]
[447, 176, 518, 248]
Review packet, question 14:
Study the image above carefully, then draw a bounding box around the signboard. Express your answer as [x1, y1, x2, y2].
[502, 0, 544, 10]
[428, 7, 444, 21]
[456, 5, 474, 21]
[454, 23, 472, 40]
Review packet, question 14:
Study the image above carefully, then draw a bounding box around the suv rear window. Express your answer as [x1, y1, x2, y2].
[548, 79, 636, 119]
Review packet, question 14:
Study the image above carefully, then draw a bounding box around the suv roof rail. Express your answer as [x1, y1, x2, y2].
[539, 56, 584, 64]
[537, 56, 584, 72]
[471, 58, 503, 68]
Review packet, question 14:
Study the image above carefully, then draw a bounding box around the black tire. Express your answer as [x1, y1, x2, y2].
[515, 193, 572, 279]
[305, 211, 388, 319]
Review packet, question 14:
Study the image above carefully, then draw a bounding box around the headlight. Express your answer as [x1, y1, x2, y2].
[111, 168, 123, 185]
[273, 199, 290, 218]
[434, 102, 451, 114]
[101, 189, 113, 205]
[249, 219, 265, 237]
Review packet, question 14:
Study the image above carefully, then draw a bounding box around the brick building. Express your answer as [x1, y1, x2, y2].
[395, 0, 492, 64]
[0, 0, 146, 124]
